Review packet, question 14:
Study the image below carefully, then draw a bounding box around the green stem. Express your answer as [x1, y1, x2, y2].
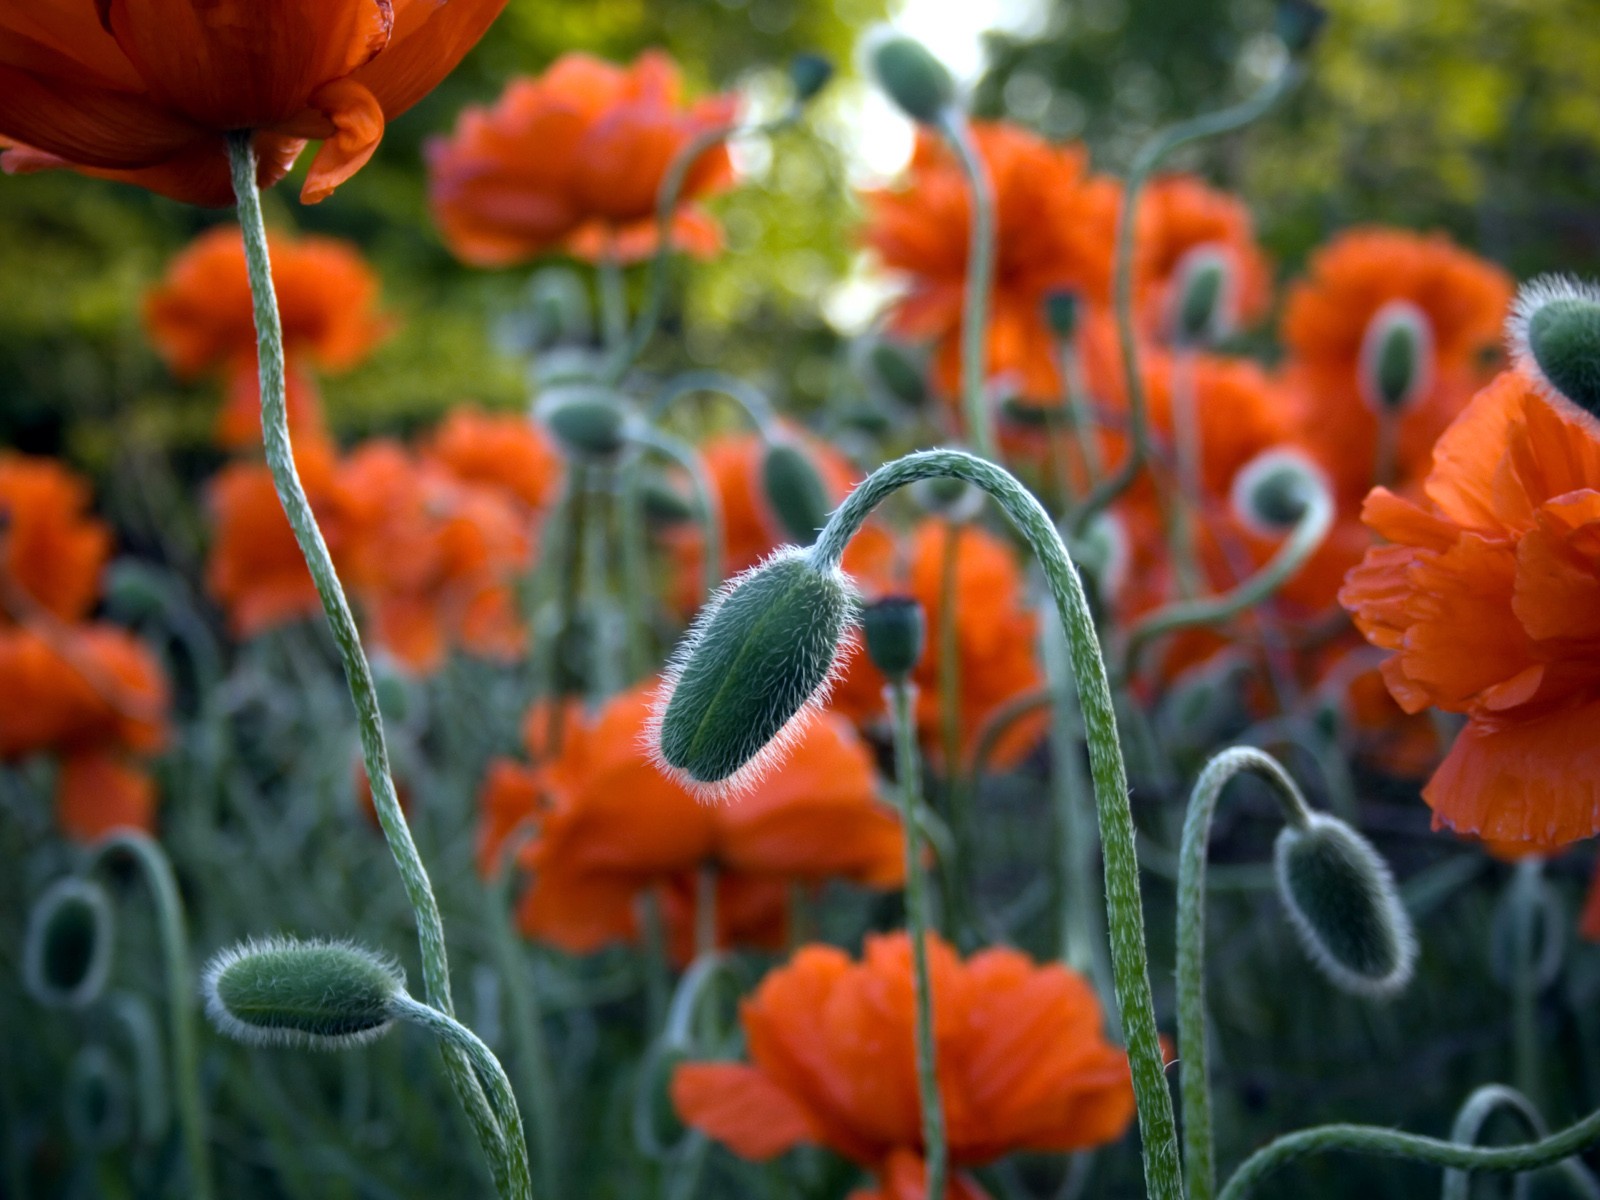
[811, 449, 1181, 1200]
[648, 370, 777, 436]
[1115, 489, 1332, 684]
[936, 112, 999, 462]
[695, 863, 719, 961]
[617, 461, 654, 681]
[389, 994, 533, 1200]
[1217, 1107, 1600, 1200]
[1174, 748, 1312, 1200]
[1442, 1085, 1600, 1200]
[1069, 63, 1302, 539]
[890, 680, 948, 1200]
[91, 832, 211, 1200]
[597, 243, 629, 352]
[964, 688, 1053, 799]
[1508, 859, 1547, 1108]
[1060, 343, 1104, 487]
[634, 427, 724, 602]
[936, 520, 969, 930]
[226, 134, 504, 1188]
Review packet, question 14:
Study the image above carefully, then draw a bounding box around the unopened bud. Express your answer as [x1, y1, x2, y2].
[538, 385, 633, 460]
[654, 548, 859, 796]
[867, 33, 956, 125]
[1043, 290, 1080, 340]
[909, 476, 984, 522]
[761, 441, 832, 545]
[203, 937, 405, 1051]
[1230, 449, 1326, 537]
[1274, 813, 1416, 998]
[24, 877, 114, 1010]
[1358, 300, 1433, 413]
[1276, 0, 1328, 55]
[1171, 245, 1235, 346]
[789, 53, 835, 104]
[865, 339, 930, 409]
[864, 596, 926, 681]
[66, 1046, 131, 1151]
[1511, 276, 1600, 417]
[639, 469, 696, 526]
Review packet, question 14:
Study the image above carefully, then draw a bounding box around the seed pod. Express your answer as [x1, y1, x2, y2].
[1511, 275, 1600, 417]
[654, 548, 859, 797]
[867, 33, 955, 125]
[761, 440, 832, 545]
[1358, 299, 1433, 412]
[639, 468, 696, 527]
[24, 877, 114, 1010]
[1276, 0, 1328, 54]
[1171, 245, 1235, 347]
[1273, 813, 1416, 998]
[863, 596, 926, 682]
[538, 385, 633, 460]
[1043, 289, 1080, 340]
[864, 339, 930, 409]
[203, 936, 405, 1051]
[789, 53, 834, 103]
[1230, 449, 1327, 537]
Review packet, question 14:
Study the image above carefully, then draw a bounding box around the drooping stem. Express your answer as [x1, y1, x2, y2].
[811, 449, 1182, 1200]
[1174, 748, 1312, 1200]
[1069, 63, 1303, 539]
[91, 832, 212, 1200]
[633, 426, 725, 602]
[936, 111, 999, 462]
[936, 520, 970, 928]
[1440, 1085, 1600, 1200]
[648, 370, 777, 435]
[390, 994, 534, 1200]
[226, 133, 505, 1187]
[889, 680, 948, 1200]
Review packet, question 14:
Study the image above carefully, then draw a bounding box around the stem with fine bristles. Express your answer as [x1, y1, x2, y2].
[811, 449, 1181, 1200]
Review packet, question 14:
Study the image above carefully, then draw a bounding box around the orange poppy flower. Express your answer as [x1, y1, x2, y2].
[422, 408, 561, 512]
[1137, 174, 1271, 339]
[1340, 371, 1600, 849]
[145, 225, 388, 448]
[671, 932, 1135, 1196]
[1281, 228, 1512, 506]
[57, 749, 158, 841]
[0, 0, 507, 206]
[477, 681, 903, 961]
[0, 453, 110, 623]
[427, 50, 738, 267]
[832, 518, 1045, 769]
[865, 123, 1126, 406]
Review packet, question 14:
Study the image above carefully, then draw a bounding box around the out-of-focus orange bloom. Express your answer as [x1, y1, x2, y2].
[0, 0, 507, 206]
[1137, 174, 1271, 339]
[1282, 228, 1512, 506]
[423, 408, 561, 511]
[0, 454, 110, 622]
[477, 682, 903, 961]
[145, 225, 388, 448]
[57, 750, 158, 841]
[833, 519, 1045, 769]
[672, 933, 1135, 1195]
[1341, 371, 1600, 850]
[428, 50, 738, 267]
[864, 123, 1126, 405]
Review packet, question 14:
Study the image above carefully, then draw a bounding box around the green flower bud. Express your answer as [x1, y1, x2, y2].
[1276, 0, 1328, 55]
[761, 441, 833, 545]
[1230, 449, 1326, 537]
[863, 596, 926, 681]
[1511, 276, 1600, 417]
[909, 475, 984, 522]
[997, 393, 1055, 429]
[1171, 245, 1234, 346]
[1274, 814, 1416, 998]
[639, 468, 696, 526]
[203, 937, 405, 1051]
[1043, 289, 1080, 339]
[868, 33, 956, 125]
[24, 877, 114, 1010]
[1358, 299, 1433, 412]
[654, 548, 860, 796]
[864, 339, 930, 408]
[789, 53, 835, 103]
[66, 1046, 131, 1151]
[538, 385, 634, 459]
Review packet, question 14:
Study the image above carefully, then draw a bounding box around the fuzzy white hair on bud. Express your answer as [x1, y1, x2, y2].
[202, 936, 405, 1052]
[1229, 448, 1329, 539]
[1358, 299, 1434, 414]
[24, 877, 114, 1011]
[1508, 274, 1600, 418]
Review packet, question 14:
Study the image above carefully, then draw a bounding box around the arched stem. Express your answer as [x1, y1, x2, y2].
[648, 370, 777, 436]
[811, 449, 1181, 1200]
[1441, 1084, 1600, 1200]
[632, 427, 724, 602]
[935, 111, 999, 462]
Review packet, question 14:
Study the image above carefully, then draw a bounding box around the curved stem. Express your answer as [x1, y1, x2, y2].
[92, 832, 211, 1200]
[1217, 1107, 1600, 1200]
[633, 427, 724, 602]
[226, 134, 504, 1187]
[889, 680, 948, 1200]
[1069, 64, 1303, 539]
[811, 449, 1181, 1200]
[1443, 1085, 1600, 1200]
[935, 112, 999, 462]
[1174, 748, 1312, 1200]
[390, 994, 533, 1200]
[648, 370, 777, 436]
[1115, 491, 1332, 684]
[964, 688, 1053, 800]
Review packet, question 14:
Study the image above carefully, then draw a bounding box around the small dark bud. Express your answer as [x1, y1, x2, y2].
[865, 339, 931, 408]
[1231, 450, 1325, 536]
[66, 1047, 131, 1151]
[639, 469, 696, 526]
[868, 33, 956, 125]
[789, 53, 835, 104]
[761, 441, 833, 545]
[538, 385, 633, 460]
[1172, 246, 1233, 346]
[863, 596, 926, 681]
[1359, 300, 1432, 413]
[1043, 289, 1080, 340]
[24, 878, 114, 1010]
[1276, 0, 1328, 55]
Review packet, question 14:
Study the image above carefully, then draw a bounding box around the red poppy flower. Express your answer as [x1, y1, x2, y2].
[0, 453, 110, 623]
[427, 50, 738, 267]
[671, 932, 1135, 1196]
[0, 0, 508, 205]
[145, 225, 389, 448]
[1137, 174, 1271, 339]
[422, 408, 561, 512]
[832, 518, 1045, 769]
[477, 682, 903, 961]
[1282, 228, 1512, 506]
[864, 122, 1125, 404]
[1340, 371, 1600, 849]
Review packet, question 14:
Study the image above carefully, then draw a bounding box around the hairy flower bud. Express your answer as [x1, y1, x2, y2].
[864, 338, 931, 409]
[24, 878, 114, 1010]
[863, 596, 926, 681]
[1276, 0, 1328, 54]
[203, 937, 405, 1051]
[538, 385, 633, 460]
[1230, 449, 1328, 537]
[653, 548, 859, 797]
[1274, 814, 1416, 998]
[1358, 299, 1433, 413]
[867, 33, 955, 125]
[1171, 245, 1235, 346]
[789, 52, 835, 103]
[1510, 276, 1600, 417]
[761, 441, 832, 545]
